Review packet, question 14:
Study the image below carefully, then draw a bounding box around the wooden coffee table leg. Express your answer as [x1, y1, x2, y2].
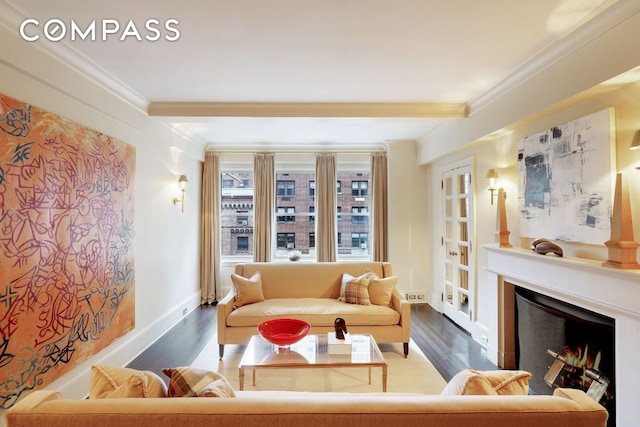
[253, 369, 256, 386]
[382, 366, 387, 392]
[368, 367, 372, 384]
[239, 368, 245, 391]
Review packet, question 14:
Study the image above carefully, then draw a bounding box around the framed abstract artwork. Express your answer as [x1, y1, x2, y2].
[517, 108, 615, 245]
[0, 93, 136, 411]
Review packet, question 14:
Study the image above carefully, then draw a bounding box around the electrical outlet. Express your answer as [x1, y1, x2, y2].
[408, 294, 417, 300]
[481, 335, 489, 345]
[417, 294, 425, 300]
[182, 308, 188, 316]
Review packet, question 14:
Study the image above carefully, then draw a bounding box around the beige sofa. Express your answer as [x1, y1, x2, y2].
[217, 262, 410, 359]
[6, 388, 608, 427]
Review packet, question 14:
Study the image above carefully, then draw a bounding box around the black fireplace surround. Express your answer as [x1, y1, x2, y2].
[515, 287, 615, 425]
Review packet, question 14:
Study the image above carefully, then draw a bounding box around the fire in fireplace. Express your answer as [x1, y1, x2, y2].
[515, 287, 615, 425]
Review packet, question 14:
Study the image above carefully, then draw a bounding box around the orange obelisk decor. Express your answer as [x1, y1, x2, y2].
[603, 172, 639, 269]
[496, 188, 512, 248]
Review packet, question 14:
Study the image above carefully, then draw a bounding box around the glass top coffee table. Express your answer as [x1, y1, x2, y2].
[238, 334, 388, 392]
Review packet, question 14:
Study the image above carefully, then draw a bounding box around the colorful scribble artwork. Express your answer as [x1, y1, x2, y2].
[517, 108, 614, 244]
[0, 93, 135, 411]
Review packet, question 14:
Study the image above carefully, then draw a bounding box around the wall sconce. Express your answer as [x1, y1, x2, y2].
[172, 174, 188, 213]
[631, 131, 640, 170]
[631, 130, 640, 151]
[485, 169, 499, 205]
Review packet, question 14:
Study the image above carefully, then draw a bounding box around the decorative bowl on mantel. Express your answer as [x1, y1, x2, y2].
[258, 318, 311, 349]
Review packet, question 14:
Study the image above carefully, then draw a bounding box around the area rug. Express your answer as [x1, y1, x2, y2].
[191, 336, 446, 394]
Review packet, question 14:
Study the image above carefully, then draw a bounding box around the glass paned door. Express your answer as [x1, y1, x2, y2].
[441, 163, 475, 332]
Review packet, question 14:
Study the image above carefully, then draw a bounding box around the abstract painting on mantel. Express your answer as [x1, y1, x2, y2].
[517, 108, 614, 245]
[0, 93, 136, 412]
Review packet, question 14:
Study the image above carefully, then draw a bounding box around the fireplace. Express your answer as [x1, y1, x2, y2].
[515, 287, 615, 425]
[484, 245, 640, 426]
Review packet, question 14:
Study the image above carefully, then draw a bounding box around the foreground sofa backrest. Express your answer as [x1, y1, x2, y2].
[234, 261, 393, 299]
[6, 388, 608, 427]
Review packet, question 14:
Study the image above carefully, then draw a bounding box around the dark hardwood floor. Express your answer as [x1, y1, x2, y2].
[127, 303, 496, 382]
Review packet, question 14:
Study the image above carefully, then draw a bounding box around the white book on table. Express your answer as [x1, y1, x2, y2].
[327, 332, 352, 354]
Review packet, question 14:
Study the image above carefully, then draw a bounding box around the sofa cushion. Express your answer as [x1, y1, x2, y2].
[162, 367, 236, 398]
[338, 272, 374, 305]
[476, 370, 532, 395]
[440, 369, 497, 396]
[227, 297, 401, 327]
[232, 272, 265, 308]
[368, 275, 398, 307]
[89, 365, 167, 399]
[440, 369, 532, 396]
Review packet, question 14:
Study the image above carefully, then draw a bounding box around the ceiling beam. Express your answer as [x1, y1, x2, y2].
[148, 102, 468, 118]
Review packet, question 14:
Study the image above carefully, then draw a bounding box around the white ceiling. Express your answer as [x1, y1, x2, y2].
[7, 0, 621, 148]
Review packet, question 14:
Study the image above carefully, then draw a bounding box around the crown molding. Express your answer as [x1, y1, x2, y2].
[0, 1, 149, 114]
[148, 102, 468, 119]
[469, 0, 640, 116]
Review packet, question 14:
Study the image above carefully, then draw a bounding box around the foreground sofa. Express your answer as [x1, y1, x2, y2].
[6, 388, 608, 427]
[217, 262, 410, 358]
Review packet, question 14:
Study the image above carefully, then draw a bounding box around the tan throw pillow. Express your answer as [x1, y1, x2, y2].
[440, 369, 498, 395]
[162, 367, 236, 398]
[368, 276, 398, 306]
[339, 272, 375, 305]
[89, 365, 168, 399]
[231, 272, 264, 308]
[474, 370, 532, 395]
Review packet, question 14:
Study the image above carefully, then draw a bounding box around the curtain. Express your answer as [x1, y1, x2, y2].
[371, 151, 388, 262]
[253, 153, 274, 262]
[200, 151, 221, 304]
[315, 153, 337, 262]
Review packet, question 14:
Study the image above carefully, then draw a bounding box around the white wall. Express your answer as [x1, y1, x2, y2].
[387, 141, 430, 297]
[0, 10, 203, 399]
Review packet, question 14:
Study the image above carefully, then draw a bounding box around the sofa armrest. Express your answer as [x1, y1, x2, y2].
[7, 390, 61, 413]
[217, 290, 236, 344]
[391, 288, 411, 343]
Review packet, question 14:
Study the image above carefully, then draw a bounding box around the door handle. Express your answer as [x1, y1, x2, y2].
[449, 251, 458, 256]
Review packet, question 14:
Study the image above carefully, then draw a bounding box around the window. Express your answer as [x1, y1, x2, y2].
[221, 171, 254, 257]
[352, 180, 368, 197]
[236, 211, 249, 226]
[237, 236, 249, 252]
[351, 232, 368, 250]
[277, 206, 295, 223]
[275, 170, 315, 258]
[351, 206, 368, 223]
[277, 233, 296, 249]
[219, 155, 372, 262]
[277, 180, 295, 197]
[337, 170, 370, 258]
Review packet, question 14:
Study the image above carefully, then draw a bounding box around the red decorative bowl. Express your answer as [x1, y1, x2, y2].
[258, 318, 311, 348]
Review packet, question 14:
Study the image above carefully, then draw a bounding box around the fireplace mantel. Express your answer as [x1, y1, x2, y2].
[484, 245, 640, 426]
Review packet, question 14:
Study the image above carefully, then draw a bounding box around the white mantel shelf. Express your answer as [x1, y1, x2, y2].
[484, 245, 640, 320]
[484, 244, 640, 426]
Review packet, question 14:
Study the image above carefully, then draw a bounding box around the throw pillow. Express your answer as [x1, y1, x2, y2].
[440, 369, 497, 396]
[368, 276, 398, 306]
[338, 272, 374, 305]
[231, 272, 265, 309]
[162, 367, 236, 398]
[89, 365, 167, 399]
[475, 370, 532, 395]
